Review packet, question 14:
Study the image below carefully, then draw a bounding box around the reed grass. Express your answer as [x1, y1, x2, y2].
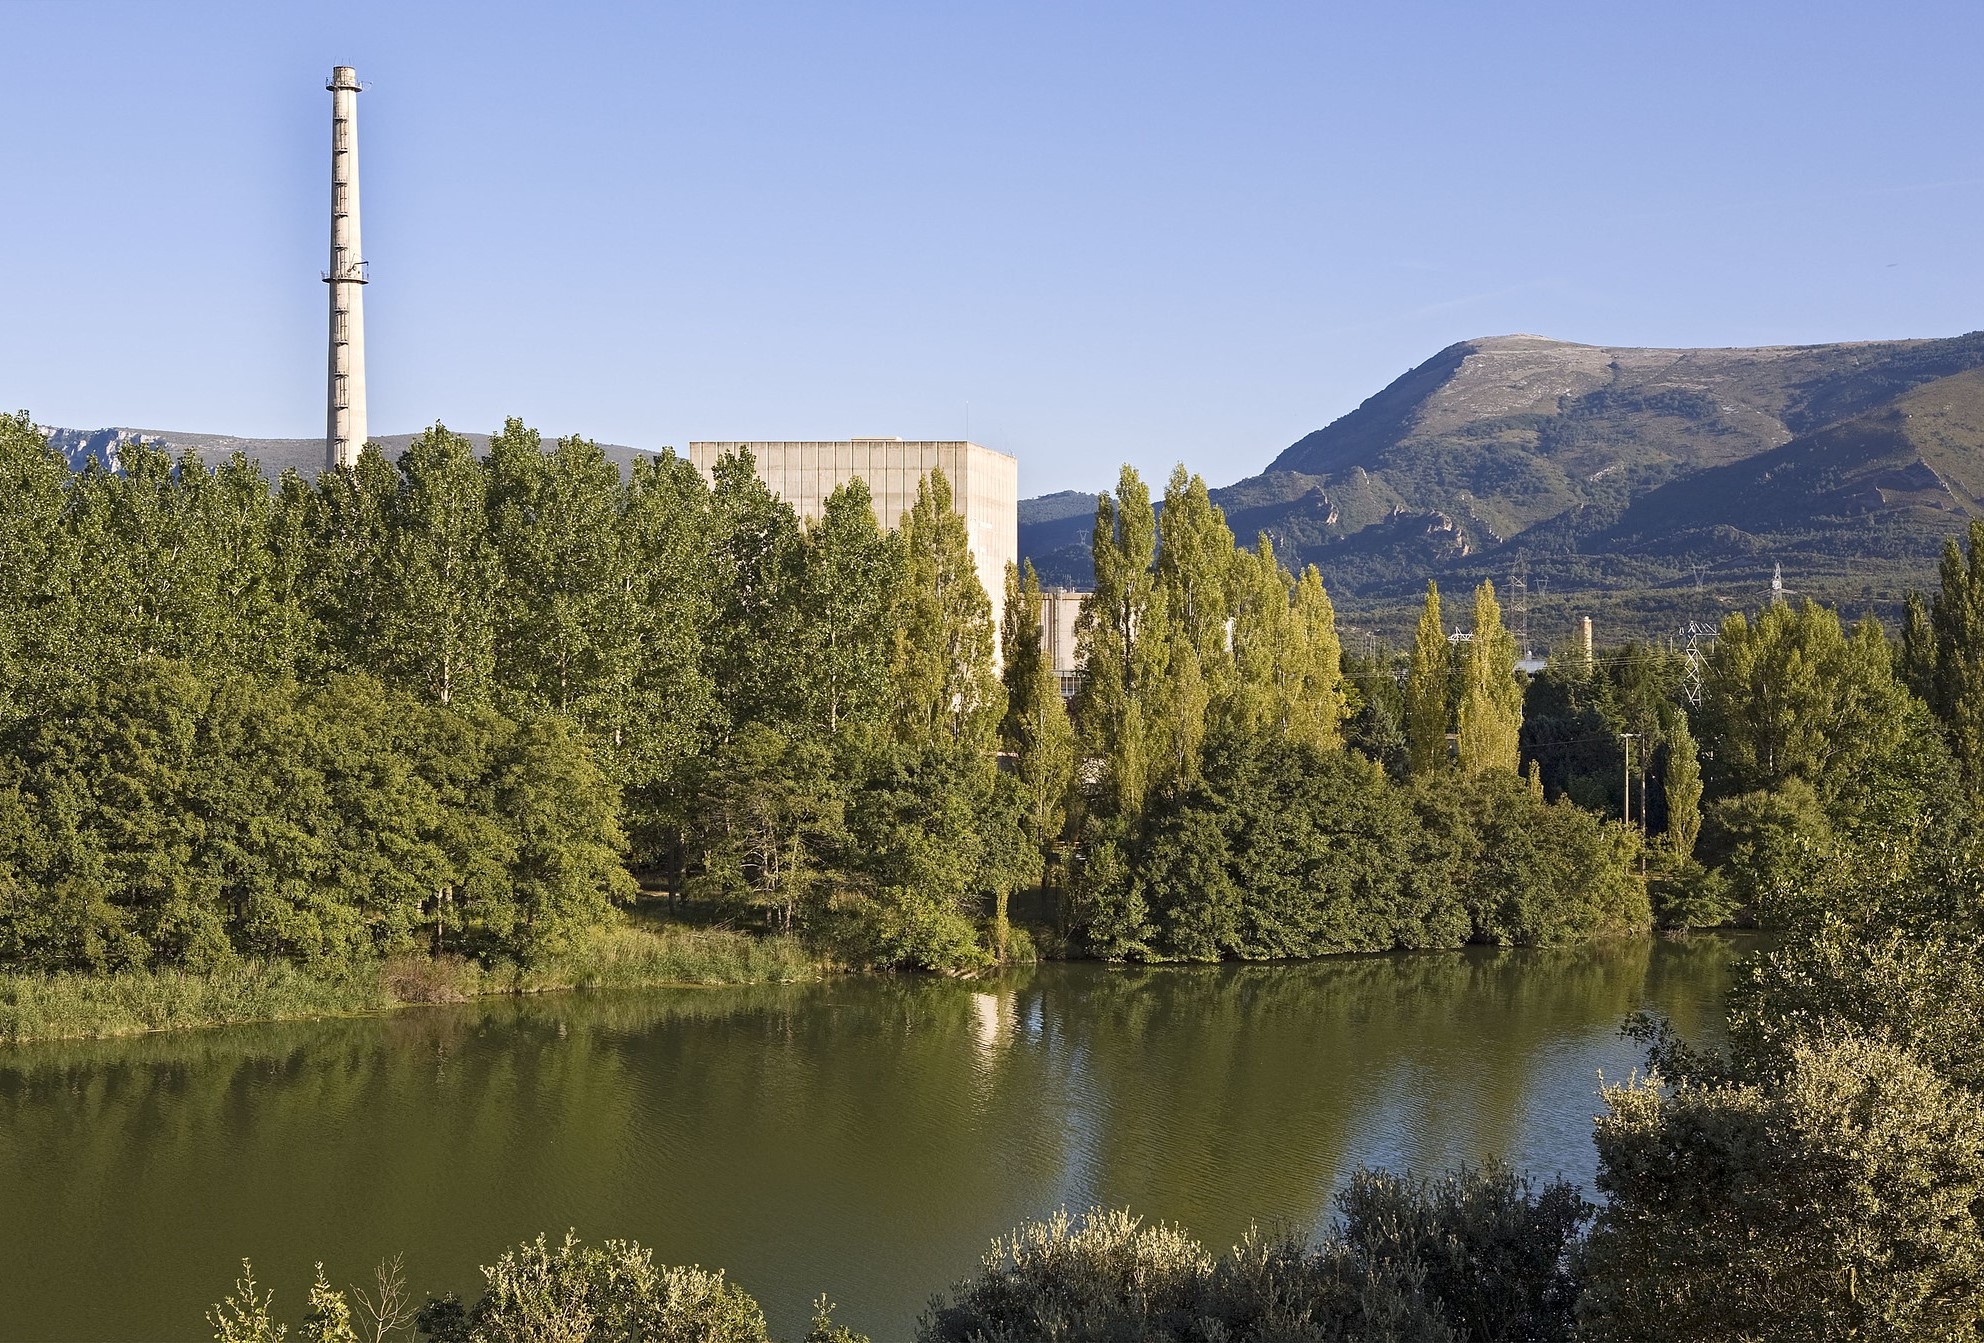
[0, 923, 817, 1044]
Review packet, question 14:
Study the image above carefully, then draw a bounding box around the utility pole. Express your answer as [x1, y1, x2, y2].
[1619, 732, 1638, 832]
[1509, 554, 1531, 661]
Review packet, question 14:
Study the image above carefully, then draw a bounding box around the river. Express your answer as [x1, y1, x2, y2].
[0, 936, 1754, 1341]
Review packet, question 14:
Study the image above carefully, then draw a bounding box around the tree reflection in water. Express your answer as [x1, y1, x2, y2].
[0, 936, 1752, 1341]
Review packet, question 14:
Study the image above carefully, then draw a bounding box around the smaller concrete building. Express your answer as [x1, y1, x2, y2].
[1040, 588, 1087, 699]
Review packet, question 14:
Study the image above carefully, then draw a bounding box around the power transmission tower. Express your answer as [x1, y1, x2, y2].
[1681, 621, 1714, 708]
[1509, 555, 1532, 659]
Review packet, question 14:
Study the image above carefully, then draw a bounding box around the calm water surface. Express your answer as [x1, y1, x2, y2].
[0, 938, 1755, 1341]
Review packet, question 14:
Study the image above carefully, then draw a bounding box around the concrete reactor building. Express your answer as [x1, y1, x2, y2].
[686, 438, 1019, 610]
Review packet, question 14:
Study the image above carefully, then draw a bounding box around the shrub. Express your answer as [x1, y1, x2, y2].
[416, 1232, 771, 1343]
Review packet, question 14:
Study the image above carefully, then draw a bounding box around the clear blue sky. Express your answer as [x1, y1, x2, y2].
[5, 1, 1980, 495]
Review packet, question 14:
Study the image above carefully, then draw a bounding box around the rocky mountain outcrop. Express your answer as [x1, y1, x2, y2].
[1022, 331, 1984, 638]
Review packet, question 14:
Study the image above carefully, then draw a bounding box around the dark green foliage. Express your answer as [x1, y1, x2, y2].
[917, 1165, 1588, 1343]
[0, 661, 631, 973]
[1583, 787, 1984, 1339]
[7, 407, 1966, 987]
[1518, 643, 1685, 826]
[1069, 735, 1645, 961]
[1584, 1034, 1984, 1342]
[1698, 601, 1912, 800]
[0, 421, 1039, 976]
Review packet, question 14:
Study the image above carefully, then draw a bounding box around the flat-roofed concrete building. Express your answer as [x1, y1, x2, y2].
[686, 438, 1018, 613]
[1040, 588, 1087, 700]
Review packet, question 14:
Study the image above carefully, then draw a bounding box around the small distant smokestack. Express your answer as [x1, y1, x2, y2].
[325, 66, 368, 471]
[1582, 616, 1594, 663]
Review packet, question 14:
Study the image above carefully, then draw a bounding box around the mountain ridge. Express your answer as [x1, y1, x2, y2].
[1022, 330, 1984, 640]
[36, 426, 654, 478]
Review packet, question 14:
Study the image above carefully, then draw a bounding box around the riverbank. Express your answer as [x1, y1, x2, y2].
[0, 922, 816, 1044]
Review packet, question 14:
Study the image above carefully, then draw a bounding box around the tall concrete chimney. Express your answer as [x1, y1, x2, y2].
[325, 66, 368, 471]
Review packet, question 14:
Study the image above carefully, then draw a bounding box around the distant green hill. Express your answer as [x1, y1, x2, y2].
[1022, 332, 1984, 643]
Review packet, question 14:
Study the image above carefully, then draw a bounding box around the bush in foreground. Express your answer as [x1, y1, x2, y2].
[918, 1165, 1588, 1343]
[212, 1236, 866, 1343]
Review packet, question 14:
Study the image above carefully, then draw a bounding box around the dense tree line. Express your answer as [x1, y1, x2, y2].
[0, 412, 1018, 974]
[10, 404, 1984, 978]
[1040, 468, 1647, 958]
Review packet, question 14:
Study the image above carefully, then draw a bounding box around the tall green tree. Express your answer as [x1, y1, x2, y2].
[0, 412, 81, 723]
[485, 421, 629, 720]
[613, 450, 717, 861]
[1225, 535, 1292, 746]
[1002, 561, 1075, 886]
[300, 443, 399, 679]
[1155, 466, 1237, 761]
[890, 469, 1002, 756]
[1074, 467, 1169, 818]
[1899, 587, 1937, 705]
[1404, 581, 1450, 775]
[377, 426, 500, 707]
[1699, 600, 1912, 800]
[802, 480, 900, 740]
[1226, 545, 1347, 753]
[1925, 521, 1984, 794]
[1457, 580, 1522, 776]
[1155, 467, 1235, 665]
[65, 445, 279, 675]
[1287, 564, 1348, 753]
[1661, 706, 1703, 859]
[704, 450, 808, 736]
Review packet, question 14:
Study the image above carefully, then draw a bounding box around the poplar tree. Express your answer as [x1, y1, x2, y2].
[890, 469, 1002, 757]
[1458, 579, 1522, 775]
[214, 453, 307, 680]
[1001, 562, 1076, 878]
[1404, 581, 1450, 775]
[1928, 522, 1984, 793]
[1226, 535, 1292, 743]
[1286, 563, 1348, 752]
[1899, 588, 1937, 705]
[1075, 467, 1169, 818]
[802, 479, 900, 739]
[705, 450, 808, 736]
[1152, 467, 1235, 785]
[615, 450, 718, 860]
[1662, 707, 1703, 859]
[0, 412, 81, 723]
[485, 422, 630, 719]
[380, 425, 500, 707]
[1157, 468, 1237, 678]
[302, 442, 399, 679]
[67, 445, 238, 669]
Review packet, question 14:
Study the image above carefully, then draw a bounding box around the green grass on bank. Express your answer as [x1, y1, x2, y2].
[0, 922, 817, 1045]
